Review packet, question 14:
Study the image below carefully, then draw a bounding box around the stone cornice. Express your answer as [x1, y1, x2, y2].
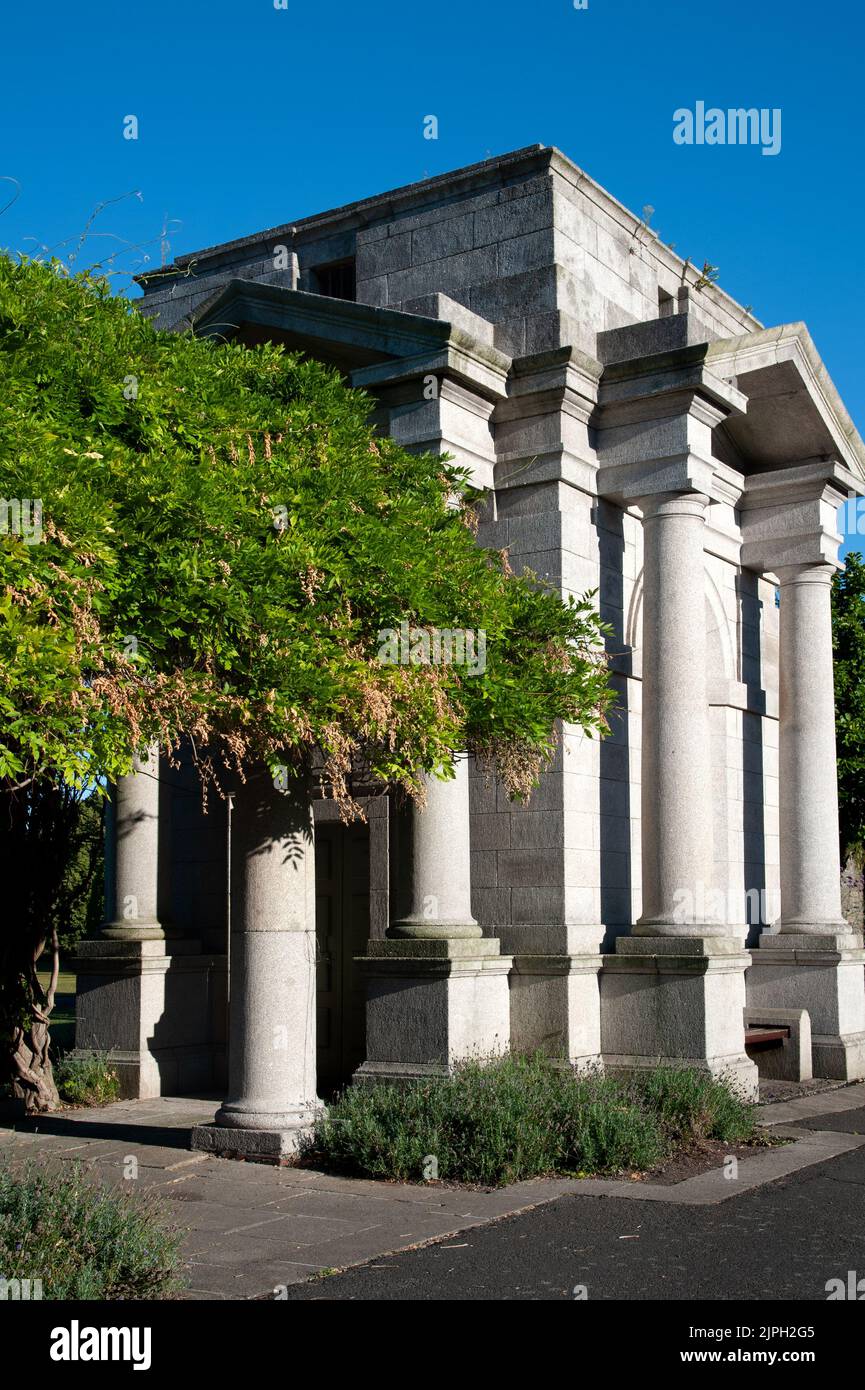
[187, 278, 511, 401]
[706, 323, 865, 484]
[351, 340, 510, 402]
[189, 278, 456, 355]
[596, 450, 720, 504]
[494, 345, 602, 425]
[739, 458, 859, 510]
[595, 342, 749, 423]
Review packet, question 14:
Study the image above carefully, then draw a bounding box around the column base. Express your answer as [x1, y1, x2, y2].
[190, 1111, 320, 1163]
[748, 931, 865, 1081]
[101, 922, 165, 942]
[70, 938, 226, 1099]
[632, 922, 729, 939]
[388, 921, 482, 941]
[777, 920, 850, 936]
[355, 937, 512, 1084]
[600, 935, 758, 1101]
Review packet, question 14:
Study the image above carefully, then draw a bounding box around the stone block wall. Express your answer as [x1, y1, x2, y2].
[138, 146, 760, 366]
[138, 144, 778, 1008]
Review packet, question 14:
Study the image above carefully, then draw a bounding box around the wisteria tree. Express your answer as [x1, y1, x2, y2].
[0, 257, 613, 1109]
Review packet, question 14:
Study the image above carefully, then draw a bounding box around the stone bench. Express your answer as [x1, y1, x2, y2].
[743, 1007, 812, 1082]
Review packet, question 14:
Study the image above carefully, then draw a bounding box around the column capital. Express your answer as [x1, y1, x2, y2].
[775, 562, 838, 587]
[637, 490, 711, 522]
[739, 460, 851, 574]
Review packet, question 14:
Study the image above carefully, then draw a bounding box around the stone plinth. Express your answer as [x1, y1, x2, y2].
[748, 932, 865, 1080]
[601, 936, 759, 1099]
[354, 938, 512, 1083]
[191, 1124, 311, 1162]
[356, 756, 512, 1084]
[507, 928, 604, 1067]
[72, 938, 226, 1099]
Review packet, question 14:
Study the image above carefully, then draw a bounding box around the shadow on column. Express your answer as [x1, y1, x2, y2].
[597, 502, 632, 953]
[738, 572, 768, 949]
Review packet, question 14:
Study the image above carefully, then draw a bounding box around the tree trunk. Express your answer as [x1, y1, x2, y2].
[841, 850, 865, 934]
[11, 1017, 60, 1113]
[9, 932, 61, 1114]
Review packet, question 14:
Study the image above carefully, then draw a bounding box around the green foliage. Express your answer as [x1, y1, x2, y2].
[54, 1051, 120, 1106]
[693, 260, 720, 290]
[57, 799, 105, 949]
[306, 1054, 756, 1186]
[833, 553, 865, 856]
[632, 1066, 756, 1145]
[0, 783, 103, 961]
[0, 1161, 183, 1299]
[0, 256, 613, 809]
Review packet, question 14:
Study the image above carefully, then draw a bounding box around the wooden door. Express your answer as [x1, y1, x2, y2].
[315, 821, 370, 1093]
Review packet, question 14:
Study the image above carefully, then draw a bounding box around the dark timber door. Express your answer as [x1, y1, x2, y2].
[315, 821, 370, 1092]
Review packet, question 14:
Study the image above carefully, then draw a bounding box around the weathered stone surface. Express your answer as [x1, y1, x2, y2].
[116, 146, 865, 1103]
[356, 945, 512, 1082]
[602, 937, 759, 1100]
[72, 939, 225, 1099]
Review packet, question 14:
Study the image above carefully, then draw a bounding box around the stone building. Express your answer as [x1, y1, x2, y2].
[74, 145, 865, 1158]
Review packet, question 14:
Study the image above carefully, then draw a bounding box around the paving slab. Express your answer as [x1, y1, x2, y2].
[5, 1086, 865, 1299]
[757, 1080, 865, 1128]
[794, 1106, 865, 1134]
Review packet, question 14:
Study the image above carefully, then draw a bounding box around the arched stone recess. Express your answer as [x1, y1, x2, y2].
[626, 567, 734, 678]
[705, 573, 736, 684]
[624, 571, 642, 669]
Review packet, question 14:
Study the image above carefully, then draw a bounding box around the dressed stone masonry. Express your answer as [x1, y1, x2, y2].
[356, 758, 512, 1085]
[74, 146, 865, 1155]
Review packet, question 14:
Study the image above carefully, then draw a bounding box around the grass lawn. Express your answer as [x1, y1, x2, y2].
[37, 970, 77, 1051]
[36, 970, 77, 996]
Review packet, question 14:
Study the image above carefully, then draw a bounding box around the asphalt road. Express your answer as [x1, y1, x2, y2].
[283, 1117, 865, 1302]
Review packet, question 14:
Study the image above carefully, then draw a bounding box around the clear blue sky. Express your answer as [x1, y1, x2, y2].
[2, 0, 862, 547]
